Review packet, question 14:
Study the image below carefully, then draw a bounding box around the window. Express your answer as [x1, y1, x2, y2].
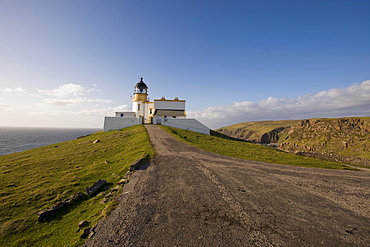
[138, 104, 141, 110]
[120, 114, 124, 117]
[149, 108, 153, 114]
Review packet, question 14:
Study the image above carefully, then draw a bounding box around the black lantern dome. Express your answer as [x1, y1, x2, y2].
[134, 77, 148, 94]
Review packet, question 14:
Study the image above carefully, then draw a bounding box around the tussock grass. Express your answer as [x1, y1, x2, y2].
[0, 125, 154, 246]
[161, 126, 357, 170]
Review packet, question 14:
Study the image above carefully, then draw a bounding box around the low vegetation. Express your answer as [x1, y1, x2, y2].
[0, 123, 361, 246]
[216, 117, 370, 162]
[0, 125, 154, 247]
[279, 117, 370, 160]
[161, 126, 357, 170]
[216, 119, 300, 143]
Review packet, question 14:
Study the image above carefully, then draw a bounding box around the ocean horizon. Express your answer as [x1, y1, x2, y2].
[0, 127, 102, 156]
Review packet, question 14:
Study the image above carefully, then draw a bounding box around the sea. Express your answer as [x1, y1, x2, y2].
[0, 127, 101, 156]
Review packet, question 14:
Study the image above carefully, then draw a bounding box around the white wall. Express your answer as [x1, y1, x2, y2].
[115, 112, 136, 117]
[103, 117, 141, 132]
[132, 101, 142, 116]
[153, 117, 210, 135]
[132, 101, 154, 123]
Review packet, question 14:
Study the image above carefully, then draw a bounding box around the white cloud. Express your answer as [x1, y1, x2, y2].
[2, 87, 25, 93]
[0, 82, 115, 127]
[87, 88, 97, 93]
[39, 83, 86, 97]
[0, 103, 15, 111]
[44, 98, 86, 106]
[78, 105, 131, 116]
[37, 83, 111, 107]
[86, 98, 113, 103]
[43, 97, 113, 106]
[29, 111, 58, 116]
[189, 80, 370, 129]
[2, 80, 369, 129]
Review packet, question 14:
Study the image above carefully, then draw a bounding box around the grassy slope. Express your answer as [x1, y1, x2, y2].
[279, 117, 370, 159]
[218, 119, 300, 133]
[161, 126, 356, 170]
[0, 125, 154, 247]
[216, 120, 300, 141]
[217, 117, 370, 160]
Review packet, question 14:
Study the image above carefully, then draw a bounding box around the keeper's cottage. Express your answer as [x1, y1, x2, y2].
[103, 78, 210, 134]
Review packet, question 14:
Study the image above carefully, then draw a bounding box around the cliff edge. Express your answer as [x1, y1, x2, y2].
[216, 117, 370, 166]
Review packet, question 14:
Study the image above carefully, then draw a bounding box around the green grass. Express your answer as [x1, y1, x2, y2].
[0, 125, 154, 247]
[161, 126, 357, 170]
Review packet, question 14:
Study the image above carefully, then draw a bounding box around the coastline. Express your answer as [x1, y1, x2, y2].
[0, 127, 101, 156]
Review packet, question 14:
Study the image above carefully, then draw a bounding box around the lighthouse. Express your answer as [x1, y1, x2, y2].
[103, 77, 210, 134]
[131, 78, 154, 123]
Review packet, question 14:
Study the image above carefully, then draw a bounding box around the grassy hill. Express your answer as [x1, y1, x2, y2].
[279, 117, 370, 160]
[216, 120, 300, 143]
[0, 125, 154, 247]
[161, 126, 356, 170]
[0, 123, 363, 246]
[216, 117, 370, 166]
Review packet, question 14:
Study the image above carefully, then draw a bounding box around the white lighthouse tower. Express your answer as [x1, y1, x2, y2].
[131, 78, 154, 123]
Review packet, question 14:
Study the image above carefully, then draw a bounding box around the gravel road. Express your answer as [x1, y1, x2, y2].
[83, 125, 370, 247]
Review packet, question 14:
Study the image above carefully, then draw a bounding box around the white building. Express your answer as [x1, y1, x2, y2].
[103, 78, 210, 135]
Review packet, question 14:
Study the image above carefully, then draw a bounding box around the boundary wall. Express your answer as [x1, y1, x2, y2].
[103, 116, 210, 135]
[154, 117, 210, 135]
[103, 117, 141, 132]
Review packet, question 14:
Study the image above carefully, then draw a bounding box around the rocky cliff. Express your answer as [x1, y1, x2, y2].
[216, 117, 370, 166]
[279, 117, 370, 160]
[216, 120, 299, 143]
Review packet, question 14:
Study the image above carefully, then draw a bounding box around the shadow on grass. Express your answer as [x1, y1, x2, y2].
[40, 195, 87, 223]
[40, 184, 112, 223]
[210, 130, 252, 143]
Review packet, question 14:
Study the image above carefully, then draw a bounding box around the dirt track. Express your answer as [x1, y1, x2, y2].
[83, 125, 370, 246]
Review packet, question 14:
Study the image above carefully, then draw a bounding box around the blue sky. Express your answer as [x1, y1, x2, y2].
[1, 0, 369, 129]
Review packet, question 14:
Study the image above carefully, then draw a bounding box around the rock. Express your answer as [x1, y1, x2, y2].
[81, 227, 92, 239]
[111, 185, 120, 192]
[104, 193, 114, 199]
[117, 178, 127, 184]
[37, 192, 86, 222]
[80, 226, 96, 238]
[85, 179, 107, 197]
[278, 118, 370, 159]
[100, 198, 109, 204]
[88, 229, 96, 238]
[260, 127, 286, 143]
[78, 220, 89, 228]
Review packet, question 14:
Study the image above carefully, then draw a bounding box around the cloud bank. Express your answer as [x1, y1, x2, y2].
[38, 83, 95, 97]
[189, 80, 370, 129]
[1, 80, 369, 129]
[0, 83, 113, 128]
[2, 87, 25, 93]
